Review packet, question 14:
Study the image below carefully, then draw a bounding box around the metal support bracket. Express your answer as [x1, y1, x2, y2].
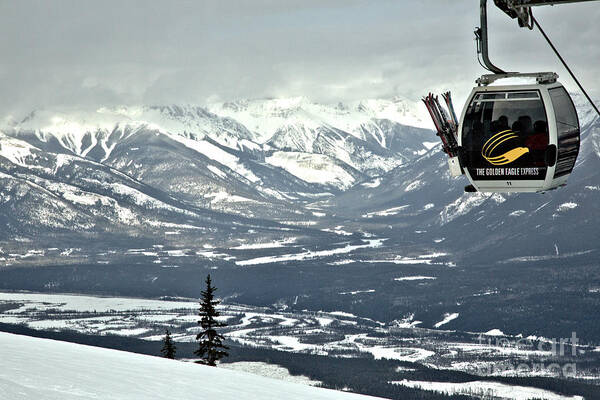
[476, 72, 558, 85]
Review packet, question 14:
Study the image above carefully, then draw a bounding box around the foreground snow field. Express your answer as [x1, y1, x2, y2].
[0, 333, 382, 400]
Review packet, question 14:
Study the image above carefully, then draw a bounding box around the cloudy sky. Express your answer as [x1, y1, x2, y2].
[1, 0, 598, 117]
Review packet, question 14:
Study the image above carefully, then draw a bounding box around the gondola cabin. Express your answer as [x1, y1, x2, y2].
[458, 77, 580, 192]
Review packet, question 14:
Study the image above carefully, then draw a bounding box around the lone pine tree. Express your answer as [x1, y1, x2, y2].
[195, 274, 228, 366]
[161, 328, 176, 359]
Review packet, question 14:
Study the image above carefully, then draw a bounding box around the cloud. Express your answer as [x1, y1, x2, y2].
[0, 0, 598, 118]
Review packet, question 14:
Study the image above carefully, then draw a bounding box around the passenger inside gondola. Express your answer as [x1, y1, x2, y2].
[526, 120, 549, 150]
[497, 115, 509, 131]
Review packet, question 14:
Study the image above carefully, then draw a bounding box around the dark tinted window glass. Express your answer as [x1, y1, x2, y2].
[462, 91, 548, 181]
[478, 93, 505, 100]
[507, 92, 539, 99]
[549, 86, 579, 177]
[550, 87, 578, 132]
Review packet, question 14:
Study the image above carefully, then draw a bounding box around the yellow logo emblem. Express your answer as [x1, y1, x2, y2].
[482, 130, 529, 166]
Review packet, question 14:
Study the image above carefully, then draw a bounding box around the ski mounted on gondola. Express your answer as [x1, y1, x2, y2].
[422, 93, 464, 177]
[421, 93, 459, 157]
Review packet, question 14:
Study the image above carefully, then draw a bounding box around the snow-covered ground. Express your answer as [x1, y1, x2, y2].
[235, 239, 385, 266]
[391, 379, 583, 400]
[433, 313, 459, 328]
[362, 205, 409, 218]
[394, 276, 437, 281]
[221, 361, 322, 386]
[0, 332, 381, 400]
[265, 152, 357, 189]
[0, 292, 197, 314]
[230, 238, 297, 250]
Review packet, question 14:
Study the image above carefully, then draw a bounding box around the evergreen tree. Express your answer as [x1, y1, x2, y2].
[195, 274, 229, 366]
[161, 328, 176, 359]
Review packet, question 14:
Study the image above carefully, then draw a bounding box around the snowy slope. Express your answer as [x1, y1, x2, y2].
[0, 332, 382, 400]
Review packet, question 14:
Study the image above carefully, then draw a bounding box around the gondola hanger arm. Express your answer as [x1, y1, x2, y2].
[477, 0, 600, 74]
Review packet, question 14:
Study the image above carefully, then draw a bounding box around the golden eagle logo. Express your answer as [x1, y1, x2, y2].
[482, 130, 529, 166]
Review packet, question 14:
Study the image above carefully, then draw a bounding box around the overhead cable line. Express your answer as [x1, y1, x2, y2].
[532, 14, 600, 119]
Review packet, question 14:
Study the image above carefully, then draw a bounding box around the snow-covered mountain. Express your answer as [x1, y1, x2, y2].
[207, 96, 432, 139]
[0, 332, 381, 400]
[4, 100, 434, 192]
[0, 96, 598, 264]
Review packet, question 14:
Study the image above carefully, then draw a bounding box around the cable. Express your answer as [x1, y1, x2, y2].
[531, 14, 600, 119]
